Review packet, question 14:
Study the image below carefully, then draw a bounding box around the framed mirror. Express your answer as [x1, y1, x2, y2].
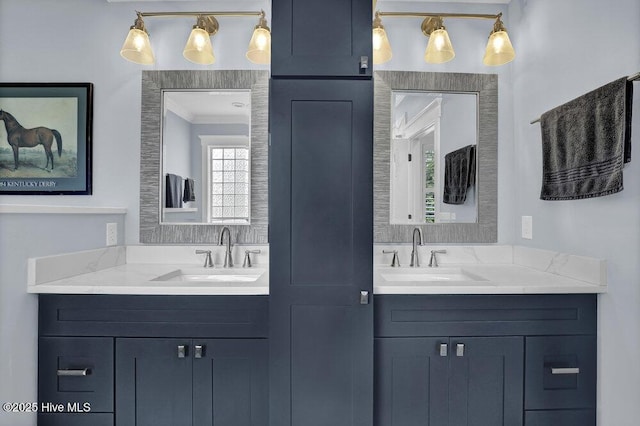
[140, 70, 269, 244]
[374, 71, 497, 243]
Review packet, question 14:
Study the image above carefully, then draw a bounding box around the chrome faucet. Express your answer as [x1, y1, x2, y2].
[382, 249, 400, 267]
[429, 250, 447, 267]
[195, 250, 214, 268]
[410, 227, 423, 267]
[243, 249, 261, 268]
[219, 227, 233, 268]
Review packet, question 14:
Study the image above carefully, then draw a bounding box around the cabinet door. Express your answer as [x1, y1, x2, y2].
[270, 79, 374, 426]
[375, 338, 449, 426]
[115, 339, 193, 426]
[192, 339, 268, 426]
[271, 0, 372, 77]
[449, 337, 524, 426]
[39, 337, 113, 412]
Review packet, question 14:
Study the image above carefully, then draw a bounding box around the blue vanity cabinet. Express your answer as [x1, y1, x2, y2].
[375, 336, 524, 426]
[271, 0, 372, 77]
[269, 78, 374, 426]
[116, 338, 268, 426]
[38, 295, 269, 426]
[375, 294, 597, 426]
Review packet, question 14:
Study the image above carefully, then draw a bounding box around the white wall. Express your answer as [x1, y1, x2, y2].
[0, 212, 125, 426]
[0, 0, 269, 245]
[508, 0, 640, 424]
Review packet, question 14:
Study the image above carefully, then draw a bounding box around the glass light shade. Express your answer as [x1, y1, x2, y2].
[424, 28, 455, 64]
[483, 30, 515, 66]
[246, 27, 271, 64]
[372, 27, 392, 64]
[183, 27, 215, 64]
[120, 28, 155, 65]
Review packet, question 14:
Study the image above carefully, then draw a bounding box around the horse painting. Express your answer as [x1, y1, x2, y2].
[0, 109, 62, 170]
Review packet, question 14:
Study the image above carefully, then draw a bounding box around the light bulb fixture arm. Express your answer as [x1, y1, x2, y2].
[377, 11, 501, 21]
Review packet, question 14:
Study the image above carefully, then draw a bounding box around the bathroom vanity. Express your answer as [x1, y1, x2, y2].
[29, 245, 604, 426]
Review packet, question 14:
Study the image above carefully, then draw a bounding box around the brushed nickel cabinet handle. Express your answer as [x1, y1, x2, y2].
[551, 367, 580, 375]
[57, 368, 91, 377]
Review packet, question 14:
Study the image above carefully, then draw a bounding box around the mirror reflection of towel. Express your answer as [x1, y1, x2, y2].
[443, 145, 476, 205]
[183, 178, 196, 203]
[165, 173, 183, 208]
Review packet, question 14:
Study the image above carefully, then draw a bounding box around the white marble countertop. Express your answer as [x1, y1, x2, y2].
[28, 263, 269, 295]
[27, 245, 607, 296]
[374, 264, 606, 294]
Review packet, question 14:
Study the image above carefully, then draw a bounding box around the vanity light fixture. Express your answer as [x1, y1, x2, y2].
[482, 15, 515, 66]
[373, 11, 515, 66]
[422, 16, 455, 64]
[120, 10, 271, 66]
[183, 15, 217, 65]
[120, 12, 155, 65]
[246, 11, 271, 65]
[372, 12, 393, 64]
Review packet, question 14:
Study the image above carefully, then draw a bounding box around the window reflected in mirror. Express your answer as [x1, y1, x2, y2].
[390, 91, 478, 225]
[161, 90, 251, 224]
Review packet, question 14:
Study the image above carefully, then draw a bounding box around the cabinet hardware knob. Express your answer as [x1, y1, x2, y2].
[439, 343, 448, 357]
[360, 291, 369, 305]
[194, 345, 206, 359]
[551, 367, 580, 375]
[456, 343, 465, 357]
[57, 368, 91, 377]
[177, 345, 188, 358]
[360, 56, 369, 70]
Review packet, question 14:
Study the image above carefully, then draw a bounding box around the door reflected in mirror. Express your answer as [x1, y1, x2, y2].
[162, 90, 251, 224]
[390, 91, 478, 225]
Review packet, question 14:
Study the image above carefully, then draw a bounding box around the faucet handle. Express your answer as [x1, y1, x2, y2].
[382, 250, 400, 267]
[428, 250, 447, 268]
[195, 250, 214, 268]
[243, 250, 261, 268]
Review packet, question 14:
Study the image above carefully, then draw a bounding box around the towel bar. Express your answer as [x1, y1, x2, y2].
[530, 72, 640, 125]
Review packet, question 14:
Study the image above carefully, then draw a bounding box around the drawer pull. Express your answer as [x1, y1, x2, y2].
[194, 345, 205, 359]
[178, 345, 188, 358]
[551, 367, 580, 375]
[439, 343, 448, 357]
[57, 368, 91, 377]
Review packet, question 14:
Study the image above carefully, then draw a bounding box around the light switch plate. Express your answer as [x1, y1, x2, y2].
[521, 216, 533, 239]
[106, 223, 118, 246]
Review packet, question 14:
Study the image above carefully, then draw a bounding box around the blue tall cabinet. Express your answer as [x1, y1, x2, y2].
[269, 0, 374, 425]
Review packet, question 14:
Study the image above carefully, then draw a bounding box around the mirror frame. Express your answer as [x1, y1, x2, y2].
[140, 70, 269, 244]
[374, 71, 497, 243]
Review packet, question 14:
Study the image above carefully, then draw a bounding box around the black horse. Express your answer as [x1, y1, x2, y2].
[0, 109, 62, 170]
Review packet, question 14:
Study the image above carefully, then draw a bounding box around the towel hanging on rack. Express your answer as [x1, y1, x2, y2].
[183, 178, 196, 203]
[530, 72, 639, 124]
[538, 76, 633, 200]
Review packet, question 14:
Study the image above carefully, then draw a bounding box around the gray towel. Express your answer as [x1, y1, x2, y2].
[443, 144, 476, 205]
[540, 77, 633, 200]
[165, 173, 183, 208]
[183, 178, 196, 203]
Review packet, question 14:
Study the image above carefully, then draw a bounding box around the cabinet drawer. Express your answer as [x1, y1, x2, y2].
[375, 295, 597, 337]
[525, 336, 596, 410]
[38, 413, 113, 426]
[39, 337, 113, 412]
[524, 410, 595, 426]
[39, 295, 269, 338]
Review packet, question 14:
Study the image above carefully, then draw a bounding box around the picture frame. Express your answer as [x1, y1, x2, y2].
[0, 83, 93, 195]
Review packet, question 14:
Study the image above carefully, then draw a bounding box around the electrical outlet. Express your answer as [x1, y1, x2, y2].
[521, 216, 533, 239]
[106, 223, 118, 246]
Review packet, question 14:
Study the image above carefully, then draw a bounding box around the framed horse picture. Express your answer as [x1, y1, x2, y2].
[0, 83, 93, 194]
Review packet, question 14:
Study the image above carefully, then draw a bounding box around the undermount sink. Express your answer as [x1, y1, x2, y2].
[153, 268, 266, 283]
[379, 267, 486, 282]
